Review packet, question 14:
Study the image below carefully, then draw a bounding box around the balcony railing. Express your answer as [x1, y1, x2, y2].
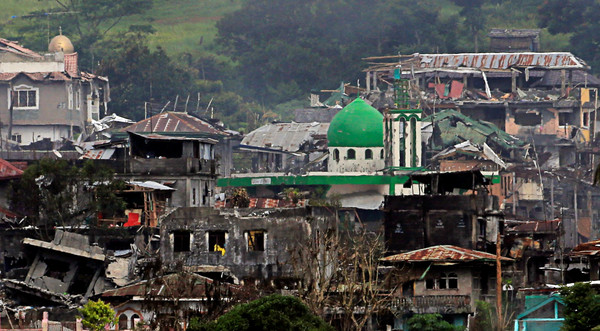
[391, 295, 472, 314]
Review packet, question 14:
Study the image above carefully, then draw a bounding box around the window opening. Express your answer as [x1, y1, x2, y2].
[208, 231, 226, 252]
[173, 231, 191, 252]
[347, 149, 356, 160]
[247, 230, 265, 251]
[365, 149, 373, 160]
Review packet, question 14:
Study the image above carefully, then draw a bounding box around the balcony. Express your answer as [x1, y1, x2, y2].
[391, 295, 472, 314]
[129, 158, 216, 176]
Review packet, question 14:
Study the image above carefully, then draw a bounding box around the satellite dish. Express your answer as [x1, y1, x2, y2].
[52, 150, 62, 158]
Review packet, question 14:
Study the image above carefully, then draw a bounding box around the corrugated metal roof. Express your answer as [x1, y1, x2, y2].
[415, 52, 585, 69]
[0, 38, 43, 59]
[80, 148, 115, 160]
[128, 181, 176, 191]
[381, 245, 513, 262]
[241, 122, 329, 152]
[122, 112, 227, 136]
[0, 158, 23, 180]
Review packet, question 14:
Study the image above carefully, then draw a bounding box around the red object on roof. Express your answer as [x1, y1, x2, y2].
[121, 112, 228, 136]
[381, 245, 513, 263]
[0, 158, 24, 180]
[123, 213, 141, 227]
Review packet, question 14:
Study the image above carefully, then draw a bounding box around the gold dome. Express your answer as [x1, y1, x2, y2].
[48, 34, 74, 54]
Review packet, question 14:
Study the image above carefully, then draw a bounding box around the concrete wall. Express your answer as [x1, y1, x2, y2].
[384, 195, 499, 252]
[160, 207, 337, 282]
[328, 147, 384, 173]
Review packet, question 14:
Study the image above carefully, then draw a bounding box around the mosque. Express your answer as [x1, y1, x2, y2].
[218, 91, 426, 209]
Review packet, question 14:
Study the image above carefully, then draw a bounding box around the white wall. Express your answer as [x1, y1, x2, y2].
[328, 147, 385, 173]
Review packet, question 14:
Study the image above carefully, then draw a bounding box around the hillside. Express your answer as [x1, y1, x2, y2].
[0, 0, 243, 56]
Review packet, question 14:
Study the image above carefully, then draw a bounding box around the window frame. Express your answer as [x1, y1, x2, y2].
[8, 85, 39, 110]
[246, 230, 266, 252]
[207, 230, 227, 252]
[172, 230, 192, 252]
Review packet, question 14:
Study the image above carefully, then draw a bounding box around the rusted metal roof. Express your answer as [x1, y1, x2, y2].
[0, 38, 43, 59]
[365, 52, 587, 72]
[572, 239, 600, 256]
[381, 245, 513, 263]
[0, 72, 72, 82]
[415, 53, 585, 70]
[241, 122, 329, 152]
[0, 158, 23, 180]
[122, 112, 228, 136]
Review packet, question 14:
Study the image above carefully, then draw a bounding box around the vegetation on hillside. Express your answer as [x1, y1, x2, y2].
[0, 0, 586, 131]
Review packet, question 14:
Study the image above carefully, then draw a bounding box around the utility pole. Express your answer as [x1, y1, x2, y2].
[496, 229, 503, 330]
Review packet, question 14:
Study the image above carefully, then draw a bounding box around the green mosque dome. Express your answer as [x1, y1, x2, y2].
[327, 98, 384, 147]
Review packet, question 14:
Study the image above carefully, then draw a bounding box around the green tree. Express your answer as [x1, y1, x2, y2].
[560, 282, 600, 331]
[78, 299, 117, 331]
[407, 314, 460, 331]
[4, 0, 152, 72]
[538, 0, 600, 71]
[95, 28, 194, 120]
[189, 294, 333, 331]
[10, 159, 126, 236]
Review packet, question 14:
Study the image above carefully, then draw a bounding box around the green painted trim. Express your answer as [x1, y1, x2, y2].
[389, 109, 423, 114]
[217, 174, 410, 187]
[394, 114, 422, 122]
[385, 166, 426, 172]
[411, 117, 417, 167]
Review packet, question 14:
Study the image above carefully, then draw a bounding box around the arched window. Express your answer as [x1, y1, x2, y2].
[131, 314, 140, 329]
[347, 149, 356, 160]
[333, 149, 340, 162]
[399, 118, 406, 167]
[380, 149, 384, 159]
[118, 314, 128, 330]
[365, 149, 373, 160]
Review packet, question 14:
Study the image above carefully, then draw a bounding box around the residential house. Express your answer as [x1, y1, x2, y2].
[120, 111, 240, 177]
[99, 272, 240, 330]
[0, 35, 109, 146]
[381, 245, 513, 329]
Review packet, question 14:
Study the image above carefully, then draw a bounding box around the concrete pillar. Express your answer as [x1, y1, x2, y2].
[42, 312, 48, 331]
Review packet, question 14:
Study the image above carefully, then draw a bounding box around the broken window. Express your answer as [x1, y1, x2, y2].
[347, 149, 356, 160]
[447, 273, 458, 289]
[514, 112, 541, 126]
[559, 113, 570, 126]
[208, 231, 226, 252]
[365, 149, 373, 160]
[11, 134, 21, 143]
[247, 230, 265, 251]
[583, 111, 590, 127]
[173, 231, 191, 252]
[43, 258, 71, 280]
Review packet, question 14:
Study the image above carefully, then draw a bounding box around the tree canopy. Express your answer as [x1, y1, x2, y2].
[560, 282, 600, 331]
[189, 294, 333, 331]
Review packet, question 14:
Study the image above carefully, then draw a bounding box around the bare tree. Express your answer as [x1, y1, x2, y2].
[289, 215, 396, 330]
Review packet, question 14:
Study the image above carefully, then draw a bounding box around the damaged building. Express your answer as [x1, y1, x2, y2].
[4, 230, 109, 307]
[0, 35, 110, 147]
[159, 206, 337, 284]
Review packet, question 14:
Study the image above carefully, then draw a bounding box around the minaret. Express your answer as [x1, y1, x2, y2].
[384, 65, 422, 169]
